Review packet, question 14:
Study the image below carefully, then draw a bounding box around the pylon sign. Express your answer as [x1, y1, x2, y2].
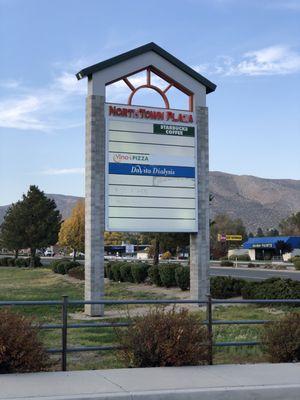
[76, 42, 216, 315]
[105, 104, 197, 232]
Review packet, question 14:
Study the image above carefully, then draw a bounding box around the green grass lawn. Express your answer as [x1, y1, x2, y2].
[0, 267, 290, 370]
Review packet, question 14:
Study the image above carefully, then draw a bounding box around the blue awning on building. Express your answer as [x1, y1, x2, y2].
[243, 236, 300, 250]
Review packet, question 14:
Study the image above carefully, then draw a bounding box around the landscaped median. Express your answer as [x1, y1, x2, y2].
[50, 259, 300, 300]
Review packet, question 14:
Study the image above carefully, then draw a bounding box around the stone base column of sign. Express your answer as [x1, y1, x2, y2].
[85, 95, 105, 316]
[190, 106, 210, 301]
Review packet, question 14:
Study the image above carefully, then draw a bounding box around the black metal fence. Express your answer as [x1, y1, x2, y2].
[1, 296, 299, 371]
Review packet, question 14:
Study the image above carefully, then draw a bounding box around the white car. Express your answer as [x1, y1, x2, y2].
[44, 249, 55, 257]
[69, 252, 85, 258]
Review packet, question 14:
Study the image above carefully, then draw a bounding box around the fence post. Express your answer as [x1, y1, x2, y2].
[206, 294, 213, 365]
[61, 295, 68, 371]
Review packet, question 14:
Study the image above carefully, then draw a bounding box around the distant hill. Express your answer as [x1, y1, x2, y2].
[209, 171, 300, 232]
[0, 194, 82, 224]
[1, 172, 300, 232]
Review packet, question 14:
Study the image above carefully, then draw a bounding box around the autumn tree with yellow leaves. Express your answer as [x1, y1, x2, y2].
[104, 231, 124, 245]
[59, 201, 85, 261]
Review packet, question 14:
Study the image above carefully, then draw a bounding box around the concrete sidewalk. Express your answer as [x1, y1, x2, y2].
[1, 363, 299, 400]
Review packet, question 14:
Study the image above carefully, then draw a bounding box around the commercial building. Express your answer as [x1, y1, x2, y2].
[242, 236, 300, 261]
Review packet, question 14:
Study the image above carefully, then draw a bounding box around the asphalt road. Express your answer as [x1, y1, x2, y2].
[210, 266, 300, 281]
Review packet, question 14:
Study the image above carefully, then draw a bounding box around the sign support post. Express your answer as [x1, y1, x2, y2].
[190, 106, 210, 301]
[85, 95, 105, 316]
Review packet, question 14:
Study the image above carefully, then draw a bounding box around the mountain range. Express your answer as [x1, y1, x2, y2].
[1, 171, 300, 232]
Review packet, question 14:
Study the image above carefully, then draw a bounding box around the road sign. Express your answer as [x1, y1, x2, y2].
[105, 104, 197, 232]
[226, 235, 243, 241]
[218, 234, 243, 242]
[125, 244, 135, 253]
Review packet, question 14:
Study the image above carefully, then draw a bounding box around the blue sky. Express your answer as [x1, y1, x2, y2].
[0, 0, 300, 205]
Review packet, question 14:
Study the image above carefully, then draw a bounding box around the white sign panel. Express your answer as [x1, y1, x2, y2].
[105, 103, 198, 232]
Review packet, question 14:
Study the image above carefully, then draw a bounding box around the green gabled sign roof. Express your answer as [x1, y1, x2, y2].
[76, 42, 216, 94]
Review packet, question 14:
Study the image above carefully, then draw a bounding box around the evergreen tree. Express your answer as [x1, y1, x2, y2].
[21, 186, 61, 267]
[0, 202, 25, 259]
[265, 228, 279, 237]
[256, 227, 264, 237]
[279, 212, 300, 236]
[275, 240, 291, 256]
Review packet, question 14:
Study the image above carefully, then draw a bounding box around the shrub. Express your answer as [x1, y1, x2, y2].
[175, 266, 190, 291]
[241, 281, 256, 299]
[120, 263, 134, 282]
[247, 263, 258, 268]
[51, 260, 80, 275]
[263, 264, 273, 269]
[290, 255, 300, 263]
[131, 263, 149, 283]
[27, 256, 42, 267]
[50, 259, 63, 272]
[0, 309, 49, 373]
[68, 266, 85, 280]
[293, 260, 300, 271]
[229, 254, 250, 261]
[210, 276, 245, 299]
[51, 260, 62, 274]
[159, 264, 177, 287]
[0, 257, 13, 266]
[56, 262, 68, 275]
[7, 258, 16, 266]
[0, 257, 7, 266]
[34, 256, 42, 267]
[220, 260, 234, 267]
[111, 262, 122, 282]
[262, 313, 300, 362]
[148, 266, 162, 286]
[64, 261, 80, 273]
[15, 258, 30, 268]
[160, 251, 172, 260]
[241, 278, 300, 301]
[52, 261, 66, 275]
[117, 308, 210, 367]
[105, 263, 114, 280]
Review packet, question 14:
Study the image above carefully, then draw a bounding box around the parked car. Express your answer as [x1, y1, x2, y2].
[69, 252, 85, 258]
[44, 249, 55, 257]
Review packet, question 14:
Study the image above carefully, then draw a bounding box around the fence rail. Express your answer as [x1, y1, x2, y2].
[1, 296, 300, 371]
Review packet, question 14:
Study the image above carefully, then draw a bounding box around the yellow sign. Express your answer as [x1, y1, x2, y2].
[225, 235, 243, 241]
[218, 234, 242, 241]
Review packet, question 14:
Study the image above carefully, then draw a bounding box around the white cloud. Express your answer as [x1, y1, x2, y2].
[0, 70, 86, 132]
[0, 96, 48, 130]
[41, 168, 84, 175]
[232, 46, 300, 76]
[267, 0, 300, 11]
[54, 72, 86, 95]
[0, 79, 21, 89]
[193, 45, 300, 77]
